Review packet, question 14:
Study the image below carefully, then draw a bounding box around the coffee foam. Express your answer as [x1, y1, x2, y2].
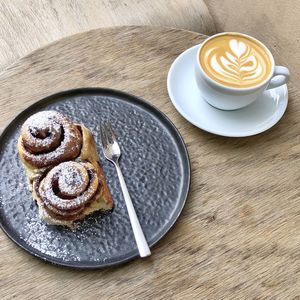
[199, 33, 273, 88]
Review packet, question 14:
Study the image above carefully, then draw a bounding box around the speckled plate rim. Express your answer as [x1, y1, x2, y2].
[0, 87, 191, 269]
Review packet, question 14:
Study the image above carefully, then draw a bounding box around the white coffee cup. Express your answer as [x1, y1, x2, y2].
[195, 32, 290, 110]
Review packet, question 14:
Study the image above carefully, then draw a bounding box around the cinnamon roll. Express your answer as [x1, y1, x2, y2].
[18, 110, 113, 227]
[18, 111, 82, 181]
[33, 161, 113, 226]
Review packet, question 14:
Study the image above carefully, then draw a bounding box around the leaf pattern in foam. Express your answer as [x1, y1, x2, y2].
[212, 39, 263, 81]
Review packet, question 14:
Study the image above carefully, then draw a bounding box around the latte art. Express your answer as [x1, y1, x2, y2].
[210, 40, 263, 82]
[200, 33, 273, 88]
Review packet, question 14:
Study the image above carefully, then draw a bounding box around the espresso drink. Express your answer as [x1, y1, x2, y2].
[199, 33, 273, 88]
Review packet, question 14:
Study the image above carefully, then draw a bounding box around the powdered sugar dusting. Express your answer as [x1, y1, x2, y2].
[58, 164, 88, 197]
[39, 161, 97, 212]
[20, 111, 82, 167]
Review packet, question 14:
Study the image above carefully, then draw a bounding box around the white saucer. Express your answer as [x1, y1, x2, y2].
[167, 45, 288, 137]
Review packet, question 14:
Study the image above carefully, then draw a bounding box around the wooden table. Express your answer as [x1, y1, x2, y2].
[0, 0, 215, 72]
[0, 26, 299, 299]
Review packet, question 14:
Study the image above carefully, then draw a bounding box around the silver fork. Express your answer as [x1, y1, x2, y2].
[100, 122, 151, 258]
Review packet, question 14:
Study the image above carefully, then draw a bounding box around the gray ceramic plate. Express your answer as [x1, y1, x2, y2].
[0, 88, 190, 268]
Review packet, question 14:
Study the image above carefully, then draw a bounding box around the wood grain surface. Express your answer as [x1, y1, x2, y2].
[0, 0, 215, 72]
[0, 26, 299, 299]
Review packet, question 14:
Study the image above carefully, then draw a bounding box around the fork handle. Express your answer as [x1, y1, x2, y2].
[114, 161, 151, 257]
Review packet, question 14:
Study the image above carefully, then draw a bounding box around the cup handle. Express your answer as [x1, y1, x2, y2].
[266, 66, 290, 90]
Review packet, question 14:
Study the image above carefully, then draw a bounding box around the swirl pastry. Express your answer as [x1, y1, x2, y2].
[18, 110, 113, 227]
[18, 111, 82, 179]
